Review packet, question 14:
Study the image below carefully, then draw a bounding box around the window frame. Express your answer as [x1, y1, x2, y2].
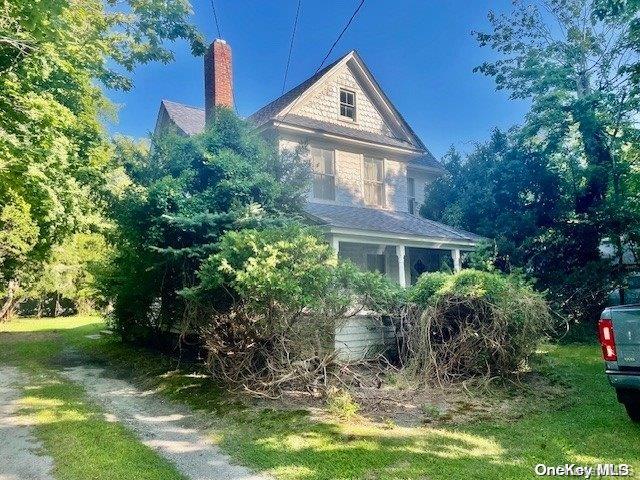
[363, 156, 385, 207]
[339, 88, 356, 121]
[310, 146, 336, 201]
[407, 177, 416, 214]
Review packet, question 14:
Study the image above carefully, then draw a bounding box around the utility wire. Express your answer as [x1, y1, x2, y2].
[210, 0, 223, 38]
[280, 0, 366, 122]
[207, 0, 237, 112]
[317, 0, 365, 72]
[282, 0, 302, 94]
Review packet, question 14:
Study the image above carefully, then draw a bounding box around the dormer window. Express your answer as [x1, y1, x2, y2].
[339, 89, 356, 120]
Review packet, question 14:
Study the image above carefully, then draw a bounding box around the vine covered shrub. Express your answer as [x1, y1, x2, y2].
[405, 269, 552, 381]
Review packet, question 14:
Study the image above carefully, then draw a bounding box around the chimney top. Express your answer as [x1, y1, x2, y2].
[204, 39, 233, 125]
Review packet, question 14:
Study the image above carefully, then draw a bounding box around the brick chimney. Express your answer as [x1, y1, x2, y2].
[204, 39, 233, 124]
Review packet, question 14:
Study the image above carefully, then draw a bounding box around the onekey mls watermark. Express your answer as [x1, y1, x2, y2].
[534, 464, 631, 478]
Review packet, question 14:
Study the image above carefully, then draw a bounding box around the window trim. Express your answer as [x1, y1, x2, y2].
[363, 156, 385, 207]
[339, 88, 356, 121]
[310, 146, 336, 201]
[407, 177, 416, 214]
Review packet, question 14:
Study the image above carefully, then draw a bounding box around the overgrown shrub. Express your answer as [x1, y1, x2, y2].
[182, 224, 402, 395]
[404, 269, 552, 381]
[102, 110, 310, 341]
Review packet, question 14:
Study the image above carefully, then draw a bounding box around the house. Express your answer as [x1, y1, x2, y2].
[155, 40, 483, 358]
[156, 39, 482, 286]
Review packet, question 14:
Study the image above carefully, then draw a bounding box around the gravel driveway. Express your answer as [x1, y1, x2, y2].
[0, 366, 55, 480]
[62, 366, 271, 480]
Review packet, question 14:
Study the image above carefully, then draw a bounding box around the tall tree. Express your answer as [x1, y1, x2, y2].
[423, 131, 611, 326]
[472, 0, 640, 309]
[0, 0, 204, 319]
[103, 112, 310, 340]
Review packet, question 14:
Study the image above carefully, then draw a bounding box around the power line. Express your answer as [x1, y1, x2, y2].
[317, 0, 365, 72]
[207, 0, 237, 112]
[209, 0, 223, 38]
[280, 0, 366, 122]
[282, 0, 302, 94]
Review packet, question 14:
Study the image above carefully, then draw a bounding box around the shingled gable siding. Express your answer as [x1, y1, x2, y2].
[291, 65, 394, 138]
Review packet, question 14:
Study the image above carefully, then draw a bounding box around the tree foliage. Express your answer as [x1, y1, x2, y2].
[422, 0, 640, 328]
[104, 110, 311, 340]
[0, 0, 204, 319]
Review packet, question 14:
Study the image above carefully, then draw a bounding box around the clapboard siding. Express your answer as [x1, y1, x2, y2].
[334, 315, 396, 361]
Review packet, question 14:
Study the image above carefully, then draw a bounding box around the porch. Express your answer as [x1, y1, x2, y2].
[304, 202, 483, 287]
[331, 235, 467, 287]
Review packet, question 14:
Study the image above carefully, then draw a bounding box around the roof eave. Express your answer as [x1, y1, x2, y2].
[272, 120, 425, 155]
[324, 225, 481, 248]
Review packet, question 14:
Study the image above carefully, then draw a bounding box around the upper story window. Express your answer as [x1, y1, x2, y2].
[364, 156, 384, 207]
[339, 89, 356, 120]
[311, 147, 335, 201]
[407, 177, 416, 214]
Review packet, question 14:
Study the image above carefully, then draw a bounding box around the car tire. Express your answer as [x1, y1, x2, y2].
[622, 400, 640, 423]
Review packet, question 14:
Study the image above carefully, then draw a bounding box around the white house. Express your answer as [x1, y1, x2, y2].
[154, 40, 482, 358]
[155, 39, 482, 289]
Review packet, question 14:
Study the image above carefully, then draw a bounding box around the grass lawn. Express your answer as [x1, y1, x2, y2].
[2, 316, 640, 479]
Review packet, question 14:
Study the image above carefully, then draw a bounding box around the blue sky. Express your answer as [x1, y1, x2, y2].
[106, 0, 529, 158]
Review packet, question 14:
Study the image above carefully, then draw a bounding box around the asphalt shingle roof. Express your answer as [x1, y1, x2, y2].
[247, 56, 345, 126]
[304, 202, 483, 243]
[158, 101, 442, 170]
[161, 100, 205, 136]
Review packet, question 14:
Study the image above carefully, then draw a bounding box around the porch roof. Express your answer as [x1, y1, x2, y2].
[304, 203, 484, 244]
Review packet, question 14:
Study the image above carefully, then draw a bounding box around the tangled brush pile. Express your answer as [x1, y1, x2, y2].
[404, 270, 553, 382]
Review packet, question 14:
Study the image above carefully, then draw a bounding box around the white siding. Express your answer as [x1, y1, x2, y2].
[279, 136, 430, 213]
[335, 315, 396, 361]
[407, 169, 434, 213]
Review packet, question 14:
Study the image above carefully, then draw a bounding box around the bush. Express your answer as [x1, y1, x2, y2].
[404, 269, 552, 381]
[103, 110, 310, 342]
[182, 224, 403, 395]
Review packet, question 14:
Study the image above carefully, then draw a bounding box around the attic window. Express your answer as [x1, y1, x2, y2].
[339, 89, 356, 120]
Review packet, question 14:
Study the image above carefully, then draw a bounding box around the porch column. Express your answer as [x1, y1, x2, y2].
[396, 244, 407, 288]
[332, 236, 340, 254]
[452, 248, 461, 273]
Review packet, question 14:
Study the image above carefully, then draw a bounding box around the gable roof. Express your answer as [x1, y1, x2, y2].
[155, 51, 441, 170]
[248, 56, 344, 127]
[156, 100, 205, 136]
[249, 51, 427, 151]
[305, 203, 484, 244]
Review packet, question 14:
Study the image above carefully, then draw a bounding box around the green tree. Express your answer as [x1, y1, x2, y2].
[104, 110, 310, 340]
[0, 0, 204, 319]
[22, 233, 113, 316]
[475, 0, 639, 260]
[423, 131, 610, 326]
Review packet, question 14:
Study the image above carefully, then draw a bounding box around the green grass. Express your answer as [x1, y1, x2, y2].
[2, 316, 640, 479]
[0, 316, 185, 480]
